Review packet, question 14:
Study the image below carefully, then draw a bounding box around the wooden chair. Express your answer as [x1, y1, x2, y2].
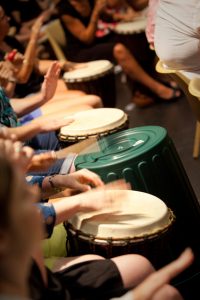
[44, 19, 67, 61]
[156, 60, 200, 159]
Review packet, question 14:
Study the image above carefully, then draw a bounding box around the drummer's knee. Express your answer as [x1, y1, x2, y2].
[82, 95, 103, 108]
[113, 43, 128, 59]
[82, 254, 105, 261]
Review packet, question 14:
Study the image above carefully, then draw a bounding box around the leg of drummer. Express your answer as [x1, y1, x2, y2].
[48, 90, 86, 103]
[111, 254, 155, 288]
[113, 43, 180, 101]
[51, 254, 105, 272]
[42, 94, 103, 111]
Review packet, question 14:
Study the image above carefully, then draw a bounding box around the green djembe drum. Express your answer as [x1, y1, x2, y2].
[74, 126, 200, 299]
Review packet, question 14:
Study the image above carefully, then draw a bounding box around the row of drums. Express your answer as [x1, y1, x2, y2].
[57, 108, 200, 299]
[63, 16, 148, 107]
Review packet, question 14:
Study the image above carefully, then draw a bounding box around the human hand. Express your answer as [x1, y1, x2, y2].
[79, 179, 131, 212]
[7, 50, 24, 71]
[40, 61, 61, 103]
[0, 138, 34, 173]
[0, 61, 16, 86]
[32, 115, 74, 133]
[94, 0, 108, 15]
[52, 169, 104, 193]
[0, 127, 16, 141]
[27, 151, 57, 172]
[132, 248, 194, 300]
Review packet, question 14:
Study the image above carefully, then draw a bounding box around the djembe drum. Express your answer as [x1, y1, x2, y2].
[74, 126, 200, 299]
[58, 108, 128, 144]
[113, 17, 147, 36]
[63, 60, 116, 107]
[64, 190, 175, 269]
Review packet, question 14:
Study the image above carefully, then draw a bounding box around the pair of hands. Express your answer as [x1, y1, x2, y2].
[0, 131, 57, 173]
[0, 131, 129, 201]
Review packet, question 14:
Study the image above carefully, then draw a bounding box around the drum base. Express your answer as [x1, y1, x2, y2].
[173, 268, 200, 300]
[64, 222, 174, 270]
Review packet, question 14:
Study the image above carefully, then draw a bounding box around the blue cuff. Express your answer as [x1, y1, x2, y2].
[36, 203, 56, 238]
[26, 176, 45, 189]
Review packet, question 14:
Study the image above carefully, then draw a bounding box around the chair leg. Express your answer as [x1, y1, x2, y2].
[193, 121, 200, 159]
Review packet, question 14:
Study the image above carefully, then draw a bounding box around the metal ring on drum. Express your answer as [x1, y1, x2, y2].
[74, 126, 200, 294]
[63, 60, 116, 107]
[64, 190, 175, 269]
[58, 108, 129, 144]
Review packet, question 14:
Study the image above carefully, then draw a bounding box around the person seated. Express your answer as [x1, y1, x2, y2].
[0, 138, 192, 300]
[56, 0, 181, 108]
[0, 5, 102, 110]
[154, 0, 200, 78]
[0, 0, 57, 44]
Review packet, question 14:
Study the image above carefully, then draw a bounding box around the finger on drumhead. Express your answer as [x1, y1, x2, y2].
[133, 248, 194, 299]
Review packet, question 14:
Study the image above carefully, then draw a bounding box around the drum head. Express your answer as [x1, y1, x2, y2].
[59, 108, 128, 140]
[63, 60, 114, 82]
[68, 190, 174, 240]
[114, 17, 147, 34]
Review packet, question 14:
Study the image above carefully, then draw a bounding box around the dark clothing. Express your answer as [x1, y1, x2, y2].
[13, 0, 42, 23]
[29, 259, 128, 300]
[56, 0, 117, 63]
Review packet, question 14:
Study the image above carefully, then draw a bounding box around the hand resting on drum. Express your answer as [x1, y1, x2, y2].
[48, 179, 131, 225]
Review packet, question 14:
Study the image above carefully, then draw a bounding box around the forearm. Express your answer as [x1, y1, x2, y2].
[16, 38, 37, 83]
[63, 10, 99, 45]
[11, 92, 45, 117]
[83, 10, 100, 44]
[52, 195, 82, 225]
[6, 121, 42, 141]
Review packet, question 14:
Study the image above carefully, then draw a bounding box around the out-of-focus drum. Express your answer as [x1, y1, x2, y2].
[113, 17, 147, 35]
[64, 190, 175, 269]
[59, 108, 128, 143]
[63, 60, 116, 107]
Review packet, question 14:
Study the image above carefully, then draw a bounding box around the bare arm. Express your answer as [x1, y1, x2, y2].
[4, 114, 73, 141]
[10, 93, 45, 117]
[16, 16, 43, 83]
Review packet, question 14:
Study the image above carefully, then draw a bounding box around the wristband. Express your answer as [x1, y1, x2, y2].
[48, 174, 62, 193]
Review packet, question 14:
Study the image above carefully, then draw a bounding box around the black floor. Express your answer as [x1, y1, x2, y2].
[115, 73, 200, 204]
